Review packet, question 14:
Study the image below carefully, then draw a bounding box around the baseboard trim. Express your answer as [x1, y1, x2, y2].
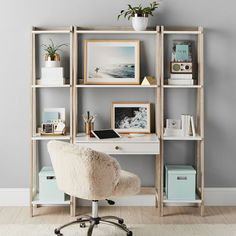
[1, 188, 236, 206]
[204, 188, 236, 206]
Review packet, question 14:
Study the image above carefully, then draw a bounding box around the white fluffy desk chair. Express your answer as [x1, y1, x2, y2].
[47, 141, 141, 236]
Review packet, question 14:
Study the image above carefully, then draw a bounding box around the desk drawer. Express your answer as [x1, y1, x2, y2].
[78, 142, 159, 155]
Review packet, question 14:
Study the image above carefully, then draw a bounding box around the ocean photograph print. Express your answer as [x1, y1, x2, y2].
[84, 40, 140, 84]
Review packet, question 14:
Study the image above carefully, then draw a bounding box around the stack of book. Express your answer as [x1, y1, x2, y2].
[168, 74, 194, 86]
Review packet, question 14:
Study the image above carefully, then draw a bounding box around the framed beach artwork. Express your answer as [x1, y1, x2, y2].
[111, 102, 151, 133]
[84, 40, 140, 84]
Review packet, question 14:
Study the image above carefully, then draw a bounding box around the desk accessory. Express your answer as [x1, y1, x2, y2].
[92, 129, 121, 139]
[41, 108, 66, 135]
[83, 111, 96, 136]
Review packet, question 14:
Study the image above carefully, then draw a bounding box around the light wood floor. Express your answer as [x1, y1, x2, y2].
[1, 206, 236, 224]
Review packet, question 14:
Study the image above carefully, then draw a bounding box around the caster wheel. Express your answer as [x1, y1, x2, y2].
[118, 219, 124, 224]
[127, 231, 133, 236]
[80, 223, 86, 228]
[54, 229, 63, 236]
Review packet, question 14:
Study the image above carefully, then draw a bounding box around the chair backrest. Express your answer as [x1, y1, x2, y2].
[47, 141, 121, 200]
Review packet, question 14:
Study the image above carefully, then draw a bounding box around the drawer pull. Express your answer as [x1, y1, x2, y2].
[115, 146, 120, 150]
[177, 176, 187, 180]
[47, 176, 56, 180]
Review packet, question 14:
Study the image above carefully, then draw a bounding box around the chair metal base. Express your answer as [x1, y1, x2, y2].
[54, 215, 132, 236]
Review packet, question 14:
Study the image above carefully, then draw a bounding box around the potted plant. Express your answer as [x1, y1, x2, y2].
[41, 39, 67, 67]
[118, 1, 159, 31]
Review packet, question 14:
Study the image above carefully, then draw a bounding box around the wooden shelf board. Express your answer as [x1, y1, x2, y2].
[32, 27, 71, 34]
[163, 135, 202, 141]
[140, 187, 157, 195]
[32, 134, 71, 141]
[32, 85, 71, 88]
[163, 193, 202, 204]
[163, 85, 202, 88]
[76, 133, 159, 143]
[76, 84, 158, 88]
[75, 26, 157, 34]
[32, 194, 70, 205]
[162, 26, 201, 35]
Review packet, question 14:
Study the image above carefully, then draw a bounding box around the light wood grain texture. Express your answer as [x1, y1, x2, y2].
[160, 26, 205, 216]
[2, 206, 235, 224]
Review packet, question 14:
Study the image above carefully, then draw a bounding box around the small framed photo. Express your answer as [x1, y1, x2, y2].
[84, 40, 140, 85]
[166, 119, 181, 129]
[112, 102, 151, 133]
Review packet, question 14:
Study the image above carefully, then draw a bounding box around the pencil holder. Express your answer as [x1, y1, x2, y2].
[85, 122, 94, 136]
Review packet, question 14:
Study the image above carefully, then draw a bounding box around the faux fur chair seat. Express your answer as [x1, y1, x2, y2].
[47, 141, 141, 201]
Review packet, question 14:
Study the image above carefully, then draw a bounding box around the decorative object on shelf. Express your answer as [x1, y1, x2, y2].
[84, 40, 140, 85]
[117, 2, 159, 31]
[141, 76, 156, 85]
[170, 62, 192, 74]
[41, 39, 67, 67]
[172, 40, 193, 62]
[40, 39, 67, 85]
[83, 111, 96, 136]
[164, 115, 196, 137]
[165, 165, 196, 200]
[164, 119, 183, 137]
[112, 102, 151, 133]
[168, 40, 195, 86]
[40, 108, 66, 135]
[39, 166, 65, 201]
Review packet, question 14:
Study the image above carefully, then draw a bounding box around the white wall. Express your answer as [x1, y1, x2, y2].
[0, 0, 236, 188]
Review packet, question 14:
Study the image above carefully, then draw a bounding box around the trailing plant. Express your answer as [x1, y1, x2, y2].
[118, 1, 159, 20]
[41, 39, 67, 60]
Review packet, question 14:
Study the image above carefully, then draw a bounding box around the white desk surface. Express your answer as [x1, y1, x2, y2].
[76, 133, 159, 143]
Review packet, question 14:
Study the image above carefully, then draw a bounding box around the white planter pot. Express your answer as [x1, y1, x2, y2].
[132, 16, 148, 31]
[45, 60, 60, 68]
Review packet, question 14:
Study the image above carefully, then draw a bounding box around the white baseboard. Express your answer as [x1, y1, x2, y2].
[204, 188, 236, 206]
[1, 188, 236, 207]
[0, 188, 29, 206]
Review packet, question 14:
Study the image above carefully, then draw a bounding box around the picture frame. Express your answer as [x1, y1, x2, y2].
[111, 102, 151, 133]
[84, 40, 140, 85]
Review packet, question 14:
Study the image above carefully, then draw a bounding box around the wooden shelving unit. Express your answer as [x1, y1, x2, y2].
[30, 26, 74, 216]
[30, 25, 204, 218]
[72, 25, 162, 217]
[159, 26, 205, 216]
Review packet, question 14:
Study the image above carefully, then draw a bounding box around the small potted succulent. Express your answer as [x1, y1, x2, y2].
[41, 39, 67, 67]
[118, 2, 159, 31]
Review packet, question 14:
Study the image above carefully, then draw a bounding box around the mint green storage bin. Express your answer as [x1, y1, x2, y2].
[39, 167, 65, 201]
[165, 165, 196, 200]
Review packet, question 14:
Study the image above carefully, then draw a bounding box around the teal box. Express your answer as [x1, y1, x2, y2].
[165, 165, 196, 200]
[39, 167, 65, 201]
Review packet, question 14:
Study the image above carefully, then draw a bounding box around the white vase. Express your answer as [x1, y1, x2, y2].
[132, 16, 148, 31]
[45, 60, 60, 68]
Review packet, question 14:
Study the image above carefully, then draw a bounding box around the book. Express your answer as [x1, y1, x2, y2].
[190, 116, 196, 137]
[41, 67, 64, 79]
[181, 114, 191, 136]
[172, 40, 193, 62]
[170, 73, 193, 79]
[39, 78, 65, 85]
[168, 79, 194, 85]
